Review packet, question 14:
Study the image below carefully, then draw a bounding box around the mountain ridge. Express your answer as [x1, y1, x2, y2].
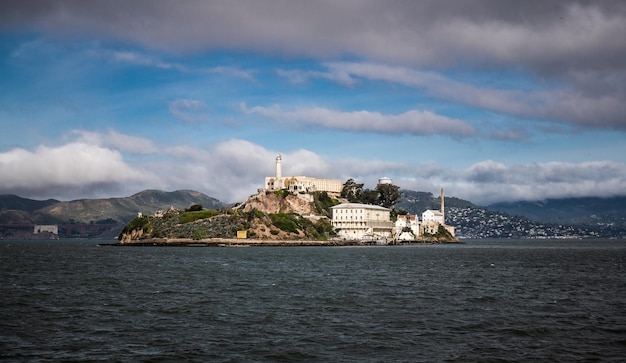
[487, 196, 626, 229]
[0, 194, 60, 213]
[49, 190, 226, 223]
[0, 190, 228, 238]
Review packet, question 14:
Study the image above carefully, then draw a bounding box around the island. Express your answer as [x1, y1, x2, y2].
[114, 156, 458, 246]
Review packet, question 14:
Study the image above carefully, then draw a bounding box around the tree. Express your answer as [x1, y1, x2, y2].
[313, 191, 337, 216]
[186, 204, 203, 212]
[341, 178, 364, 202]
[376, 183, 401, 209]
[341, 178, 400, 209]
[361, 189, 379, 205]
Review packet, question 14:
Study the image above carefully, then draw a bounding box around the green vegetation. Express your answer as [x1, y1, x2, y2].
[267, 212, 335, 240]
[422, 224, 455, 240]
[119, 216, 152, 238]
[310, 218, 335, 240]
[119, 189, 342, 242]
[376, 183, 401, 209]
[185, 204, 203, 212]
[192, 228, 209, 240]
[341, 178, 401, 209]
[178, 209, 220, 224]
[96, 218, 118, 224]
[312, 191, 339, 216]
[269, 213, 300, 234]
[341, 178, 364, 202]
[272, 189, 291, 199]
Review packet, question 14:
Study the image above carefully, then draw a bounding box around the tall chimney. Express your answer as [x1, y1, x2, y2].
[276, 154, 282, 179]
[440, 187, 445, 223]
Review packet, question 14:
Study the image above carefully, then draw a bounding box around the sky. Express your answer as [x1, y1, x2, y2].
[0, 0, 625, 205]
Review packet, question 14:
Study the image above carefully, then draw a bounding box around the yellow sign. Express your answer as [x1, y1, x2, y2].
[236, 230, 247, 239]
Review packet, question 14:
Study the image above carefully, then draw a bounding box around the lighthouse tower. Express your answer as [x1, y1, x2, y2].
[275, 154, 282, 179]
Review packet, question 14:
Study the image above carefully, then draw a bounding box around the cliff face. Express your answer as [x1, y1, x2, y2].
[240, 192, 317, 215]
[118, 227, 146, 243]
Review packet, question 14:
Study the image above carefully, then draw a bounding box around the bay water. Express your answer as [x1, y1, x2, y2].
[1, 239, 625, 362]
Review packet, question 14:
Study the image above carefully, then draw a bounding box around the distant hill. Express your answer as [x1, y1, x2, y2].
[0, 194, 59, 213]
[487, 196, 626, 229]
[396, 190, 475, 214]
[0, 190, 228, 239]
[36, 190, 227, 224]
[0, 210, 37, 225]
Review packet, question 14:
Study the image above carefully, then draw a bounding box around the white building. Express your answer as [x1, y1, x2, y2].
[422, 209, 444, 225]
[395, 214, 420, 240]
[331, 203, 393, 240]
[264, 155, 343, 194]
[420, 188, 455, 237]
[34, 225, 58, 235]
[421, 216, 455, 236]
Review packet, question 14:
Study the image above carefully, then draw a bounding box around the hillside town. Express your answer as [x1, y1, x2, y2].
[446, 207, 603, 239]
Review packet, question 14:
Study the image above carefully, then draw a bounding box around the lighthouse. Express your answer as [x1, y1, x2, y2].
[275, 154, 282, 179]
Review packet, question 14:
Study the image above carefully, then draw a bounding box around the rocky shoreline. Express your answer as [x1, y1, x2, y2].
[102, 238, 461, 247]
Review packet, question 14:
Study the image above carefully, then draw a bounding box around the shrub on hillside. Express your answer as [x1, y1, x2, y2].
[273, 189, 291, 199]
[185, 204, 203, 212]
[179, 210, 220, 224]
[313, 191, 338, 216]
[119, 216, 151, 239]
[269, 213, 300, 234]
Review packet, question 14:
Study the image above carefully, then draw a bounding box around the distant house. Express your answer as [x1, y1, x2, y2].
[421, 210, 455, 236]
[393, 188, 456, 239]
[422, 209, 444, 225]
[395, 214, 420, 240]
[331, 203, 393, 240]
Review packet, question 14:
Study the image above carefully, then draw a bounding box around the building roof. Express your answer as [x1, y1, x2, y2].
[331, 203, 390, 211]
[423, 209, 443, 216]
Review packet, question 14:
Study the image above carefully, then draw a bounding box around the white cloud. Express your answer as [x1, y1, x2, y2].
[153, 140, 346, 203]
[305, 62, 626, 130]
[242, 103, 476, 137]
[276, 68, 356, 86]
[104, 50, 256, 81]
[0, 142, 156, 200]
[72, 129, 159, 154]
[2, 131, 624, 205]
[109, 50, 187, 72]
[450, 160, 626, 205]
[168, 99, 209, 124]
[277, 64, 568, 138]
